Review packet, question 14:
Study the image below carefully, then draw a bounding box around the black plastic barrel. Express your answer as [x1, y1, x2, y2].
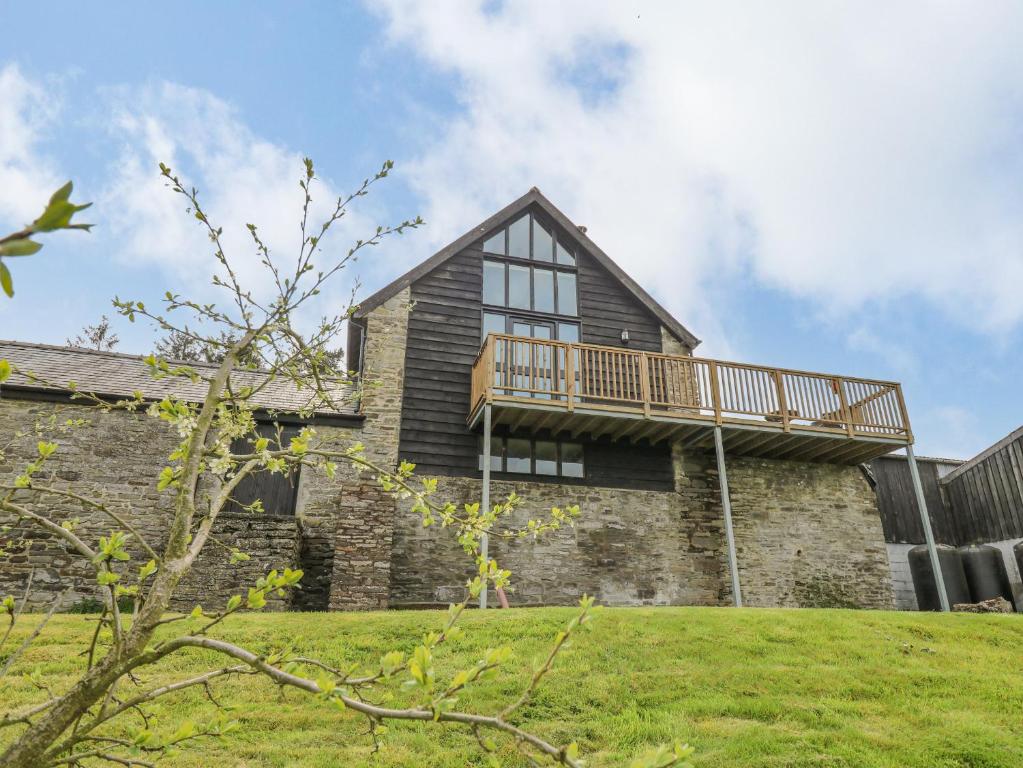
[909, 544, 970, 611]
[958, 544, 1014, 609]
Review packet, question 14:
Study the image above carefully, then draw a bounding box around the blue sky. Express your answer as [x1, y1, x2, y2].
[1, 1, 1021, 460]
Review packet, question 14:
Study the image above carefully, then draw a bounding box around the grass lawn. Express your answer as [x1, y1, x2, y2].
[2, 607, 1022, 767]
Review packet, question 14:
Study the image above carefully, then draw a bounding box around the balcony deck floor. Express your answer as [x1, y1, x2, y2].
[468, 395, 906, 465]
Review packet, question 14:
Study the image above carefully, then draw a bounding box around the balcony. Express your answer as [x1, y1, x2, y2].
[468, 333, 912, 464]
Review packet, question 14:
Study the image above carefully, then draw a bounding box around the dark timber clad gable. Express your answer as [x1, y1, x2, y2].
[576, 249, 662, 351]
[397, 206, 675, 490]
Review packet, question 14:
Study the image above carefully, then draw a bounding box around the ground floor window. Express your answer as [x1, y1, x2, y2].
[478, 436, 584, 478]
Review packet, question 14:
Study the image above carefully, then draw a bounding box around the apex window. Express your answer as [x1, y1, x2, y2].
[482, 260, 577, 317]
[482, 212, 576, 266]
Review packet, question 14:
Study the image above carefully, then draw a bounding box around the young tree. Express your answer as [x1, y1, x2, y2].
[66, 315, 120, 352]
[0, 161, 691, 768]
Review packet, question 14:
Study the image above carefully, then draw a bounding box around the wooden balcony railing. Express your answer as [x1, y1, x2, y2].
[469, 333, 911, 441]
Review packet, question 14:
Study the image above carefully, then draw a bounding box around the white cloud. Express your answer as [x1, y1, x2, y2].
[0, 63, 63, 228]
[98, 82, 386, 327]
[371, 1, 1023, 348]
[916, 405, 986, 461]
[846, 326, 919, 375]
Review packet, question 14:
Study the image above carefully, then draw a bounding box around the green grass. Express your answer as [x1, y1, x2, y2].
[3, 607, 1022, 767]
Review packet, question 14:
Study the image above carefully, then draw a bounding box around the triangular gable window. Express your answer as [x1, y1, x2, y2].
[480, 213, 575, 265]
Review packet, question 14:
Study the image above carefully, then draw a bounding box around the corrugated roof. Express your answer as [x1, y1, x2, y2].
[0, 339, 359, 417]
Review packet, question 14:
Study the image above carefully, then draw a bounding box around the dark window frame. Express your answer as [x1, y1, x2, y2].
[480, 210, 577, 267]
[480, 311, 579, 343]
[482, 258, 579, 318]
[478, 435, 585, 478]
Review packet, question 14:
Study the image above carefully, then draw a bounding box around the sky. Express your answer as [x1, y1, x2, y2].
[1, 1, 1021, 460]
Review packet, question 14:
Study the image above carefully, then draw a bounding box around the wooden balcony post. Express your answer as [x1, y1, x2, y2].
[774, 370, 790, 432]
[565, 341, 576, 412]
[895, 383, 912, 441]
[835, 376, 855, 437]
[639, 351, 651, 418]
[709, 361, 722, 425]
[485, 336, 494, 404]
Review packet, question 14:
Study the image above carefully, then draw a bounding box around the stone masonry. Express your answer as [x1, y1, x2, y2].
[0, 294, 896, 613]
[725, 458, 894, 609]
[0, 398, 304, 611]
[327, 482, 396, 610]
[324, 288, 409, 609]
[172, 513, 299, 612]
[0, 398, 181, 610]
[389, 447, 894, 609]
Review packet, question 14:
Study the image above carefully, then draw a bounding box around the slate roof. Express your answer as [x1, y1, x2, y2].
[0, 340, 359, 418]
[353, 187, 701, 350]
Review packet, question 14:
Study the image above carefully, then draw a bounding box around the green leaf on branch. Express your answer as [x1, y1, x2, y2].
[32, 181, 93, 232]
[0, 359, 11, 382]
[0, 261, 12, 298]
[0, 239, 42, 257]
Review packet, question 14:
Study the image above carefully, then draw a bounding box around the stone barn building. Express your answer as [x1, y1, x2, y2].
[1, 189, 929, 611]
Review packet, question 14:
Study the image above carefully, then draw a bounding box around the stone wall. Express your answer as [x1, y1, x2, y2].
[0, 398, 181, 610]
[327, 482, 396, 610]
[389, 467, 727, 607]
[660, 325, 693, 357]
[725, 458, 894, 609]
[291, 424, 361, 610]
[172, 513, 299, 612]
[388, 449, 895, 610]
[318, 289, 409, 610]
[0, 397, 313, 613]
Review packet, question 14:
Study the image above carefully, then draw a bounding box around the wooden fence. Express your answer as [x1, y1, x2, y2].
[941, 427, 1023, 544]
[871, 426, 1023, 545]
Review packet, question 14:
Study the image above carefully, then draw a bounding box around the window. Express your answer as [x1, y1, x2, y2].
[482, 312, 505, 339]
[483, 230, 505, 255]
[560, 442, 584, 478]
[478, 437, 585, 478]
[557, 322, 579, 343]
[481, 312, 578, 343]
[508, 215, 530, 259]
[556, 272, 577, 315]
[533, 268, 555, 313]
[508, 264, 530, 309]
[535, 440, 558, 475]
[556, 239, 575, 266]
[483, 259, 578, 316]
[479, 212, 576, 264]
[483, 260, 505, 305]
[506, 438, 532, 473]
[478, 436, 504, 472]
[532, 218, 553, 262]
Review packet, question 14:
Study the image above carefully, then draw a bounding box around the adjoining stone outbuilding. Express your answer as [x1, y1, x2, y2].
[2, 190, 923, 611]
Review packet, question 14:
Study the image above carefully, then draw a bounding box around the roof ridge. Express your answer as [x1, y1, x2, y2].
[0, 338, 263, 374]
